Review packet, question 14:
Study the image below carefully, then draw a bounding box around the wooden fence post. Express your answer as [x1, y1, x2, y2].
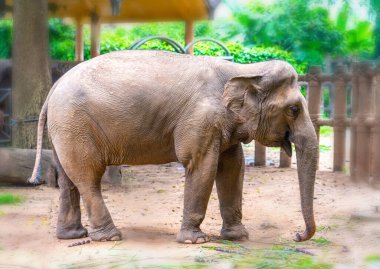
[350, 63, 359, 180]
[254, 141, 266, 166]
[353, 62, 372, 182]
[307, 66, 322, 168]
[371, 65, 380, 184]
[279, 150, 291, 168]
[333, 64, 347, 172]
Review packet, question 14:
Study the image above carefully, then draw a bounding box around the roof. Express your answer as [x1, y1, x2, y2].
[2, 0, 221, 22]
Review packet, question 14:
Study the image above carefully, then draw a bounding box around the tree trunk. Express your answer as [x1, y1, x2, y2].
[0, 148, 57, 186]
[12, 0, 51, 148]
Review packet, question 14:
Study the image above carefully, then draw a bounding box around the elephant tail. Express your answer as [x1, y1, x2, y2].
[27, 99, 49, 185]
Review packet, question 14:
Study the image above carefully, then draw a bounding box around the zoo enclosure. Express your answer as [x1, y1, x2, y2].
[1, 42, 379, 184]
[256, 61, 380, 184]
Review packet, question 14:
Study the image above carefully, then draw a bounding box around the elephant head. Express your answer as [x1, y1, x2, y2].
[223, 61, 318, 241]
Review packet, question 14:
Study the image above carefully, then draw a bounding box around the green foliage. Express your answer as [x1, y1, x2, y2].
[310, 237, 332, 246]
[366, 254, 380, 263]
[319, 145, 332, 152]
[45, 19, 306, 73]
[49, 18, 76, 60]
[320, 126, 333, 137]
[230, 0, 343, 65]
[0, 19, 12, 59]
[344, 21, 374, 58]
[0, 1, 378, 65]
[322, 87, 331, 118]
[0, 193, 23, 205]
[201, 244, 333, 269]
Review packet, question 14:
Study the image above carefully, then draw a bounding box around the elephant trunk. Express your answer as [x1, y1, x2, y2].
[291, 113, 318, 242]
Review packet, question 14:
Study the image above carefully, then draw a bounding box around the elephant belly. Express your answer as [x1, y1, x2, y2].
[117, 141, 178, 165]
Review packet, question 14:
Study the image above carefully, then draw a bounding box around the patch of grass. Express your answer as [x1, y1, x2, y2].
[365, 255, 380, 263]
[0, 193, 23, 205]
[213, 245, 332, 269]
[316, 225, 338, 232]
[310, 237, 332, 246]
[319, 145, 332, 152]
[155, 264, 208, 269]
[320, 126, 333, 137]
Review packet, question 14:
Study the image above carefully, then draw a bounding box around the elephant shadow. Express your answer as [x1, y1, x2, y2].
[118, 226, 177, 243]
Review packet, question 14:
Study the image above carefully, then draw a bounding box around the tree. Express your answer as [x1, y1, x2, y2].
[12, 0, 51, 148]
[229, 0, 344, 65]
[367, 0, 380, 58]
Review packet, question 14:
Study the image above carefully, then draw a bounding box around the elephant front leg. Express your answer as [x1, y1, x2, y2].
[176, 144, 220, 244]
[216, 144, 249, 241]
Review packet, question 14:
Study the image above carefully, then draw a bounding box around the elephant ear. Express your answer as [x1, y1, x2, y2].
[222, 75, 263, 119]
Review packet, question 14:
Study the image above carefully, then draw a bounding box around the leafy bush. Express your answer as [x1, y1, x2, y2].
[98, 25, 306, 73]
[0, 193, 23, 205]
[0, 20, 12, 59]
[0, 19, 306, 73]
[49, 18, 76, 61]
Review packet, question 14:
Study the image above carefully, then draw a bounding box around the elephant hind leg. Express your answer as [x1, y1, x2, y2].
[55, 149, 88, 239]
[71, 167, 121, 242]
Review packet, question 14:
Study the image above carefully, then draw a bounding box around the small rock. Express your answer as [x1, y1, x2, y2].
[260, 221, 278, 230]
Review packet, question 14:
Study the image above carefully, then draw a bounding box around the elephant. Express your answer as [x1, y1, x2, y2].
[29, 50, 318, 244]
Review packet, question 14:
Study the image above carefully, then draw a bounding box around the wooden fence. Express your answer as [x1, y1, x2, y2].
[255, 62, 380, 184]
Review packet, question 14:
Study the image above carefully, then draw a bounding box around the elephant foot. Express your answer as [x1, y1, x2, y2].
[221, 224, 249, 241]
[89, 222, 122, 241]
[176, 228, 210, 244]
[57, 225, 88, 239]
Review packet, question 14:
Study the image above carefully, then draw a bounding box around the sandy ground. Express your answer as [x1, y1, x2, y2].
[0, 138, 380, 268]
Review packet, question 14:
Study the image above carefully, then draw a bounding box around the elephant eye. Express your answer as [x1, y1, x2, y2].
[286, 105, 300, 118]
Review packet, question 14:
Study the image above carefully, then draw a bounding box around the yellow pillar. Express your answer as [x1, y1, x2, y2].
[185, 20, 194, 54]
[75, 20, 84, 61]
[90, 13, 101, 58]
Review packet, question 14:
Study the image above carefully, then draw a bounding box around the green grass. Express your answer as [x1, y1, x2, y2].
[200, 242, 332, 269]
[0, 193, 23, 205]
[320, 126, 333, 137]
[365, 255, 380, 263]
[62, 243, 333, 269]
[310, 237, 332, 246]
[214, 245, 332, 269]
[319, 145, 332, 152]
[316, 225, 338, 232]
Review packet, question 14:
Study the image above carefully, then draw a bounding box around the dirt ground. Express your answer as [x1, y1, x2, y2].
[1, 139, 380, 268]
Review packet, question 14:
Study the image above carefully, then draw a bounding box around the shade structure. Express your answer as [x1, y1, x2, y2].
[2, 0, 220, 22]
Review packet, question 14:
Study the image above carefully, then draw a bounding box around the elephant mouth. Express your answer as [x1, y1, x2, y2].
[281, 130, 292, 157]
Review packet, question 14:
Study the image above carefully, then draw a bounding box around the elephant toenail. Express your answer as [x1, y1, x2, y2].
[110, 235, 121, 241]
[184, 240, 192, 244]
[195, 238, 205, 244]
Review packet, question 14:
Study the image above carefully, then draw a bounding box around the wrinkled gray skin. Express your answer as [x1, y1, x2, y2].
[30, 50, 318, 243]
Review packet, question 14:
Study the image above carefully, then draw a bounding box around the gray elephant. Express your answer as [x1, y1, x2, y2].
[29, 50, 318, 244]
